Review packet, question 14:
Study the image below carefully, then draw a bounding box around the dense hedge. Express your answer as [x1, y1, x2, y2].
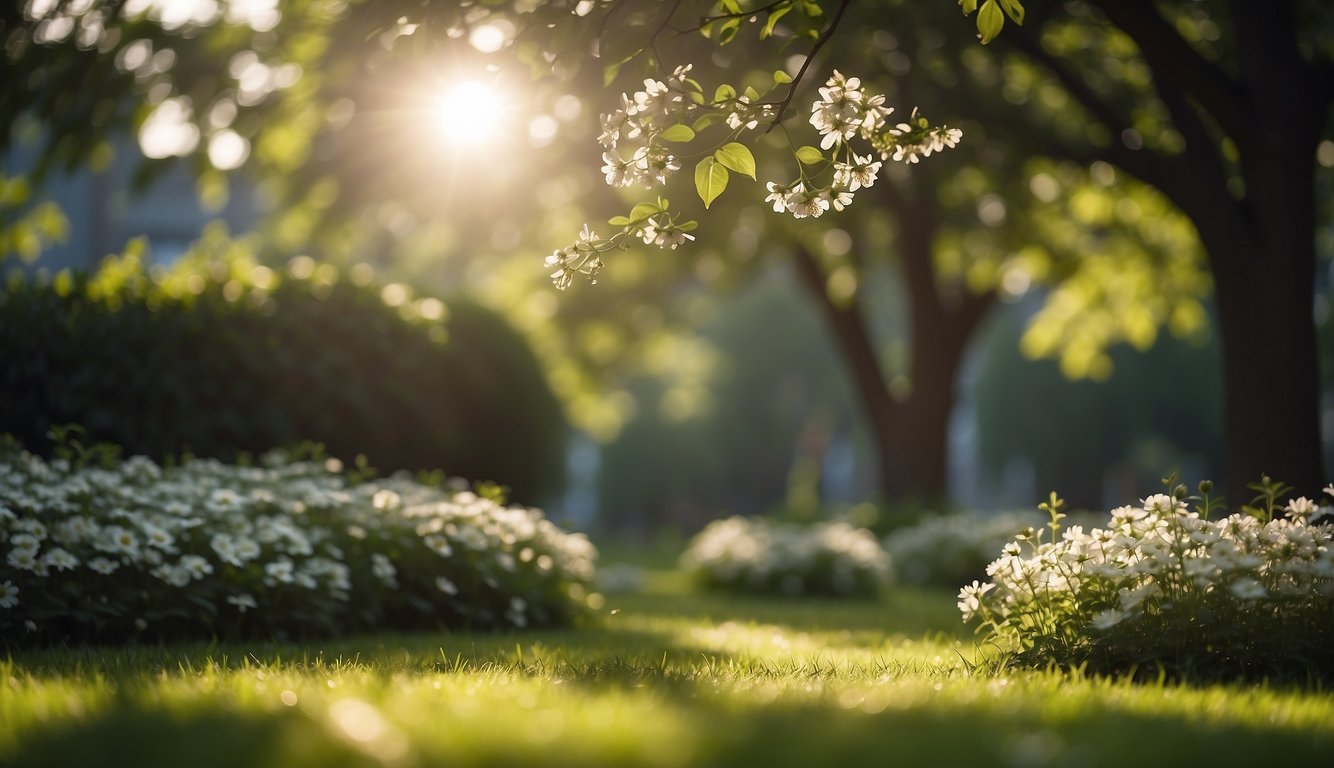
[0, 253, 566, 503]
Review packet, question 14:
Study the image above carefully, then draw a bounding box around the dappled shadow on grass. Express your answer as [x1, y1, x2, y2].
[5, 571, 967, 683]
[11, 705, 372, 768]
[8, 666, 1334, 768]
[5, 575, 1334, 768]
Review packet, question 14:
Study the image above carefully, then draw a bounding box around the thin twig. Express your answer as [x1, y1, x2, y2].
[648, 0, 688, 70]
[763, 0, 853, 134]
[697, 0, 793, 26]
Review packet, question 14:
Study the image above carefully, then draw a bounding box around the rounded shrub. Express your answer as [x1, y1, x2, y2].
[961, 487, 1334, 682]
[0, 246, 565, 503]
[681, 516, 891, 597]
[0, 436, 597, 646]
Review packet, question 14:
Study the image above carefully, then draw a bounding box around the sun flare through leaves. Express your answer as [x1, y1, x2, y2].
[435, 80, 509, 148]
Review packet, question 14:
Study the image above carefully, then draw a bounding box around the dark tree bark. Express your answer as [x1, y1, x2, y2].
[790, 179, 994, 506]
[995, 0, 1330, 503]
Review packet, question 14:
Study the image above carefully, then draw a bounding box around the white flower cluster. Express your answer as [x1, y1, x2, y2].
[681, 516, 891, 597]
[885, 509, 1074, 588]
[0, 445, 598, 645]
[598, 65, 697, 191]
[550, 68, 964, 289]
[961, 490, 1334, 677]
[764, 72, 959, 220]
[875, 107, 964, 165]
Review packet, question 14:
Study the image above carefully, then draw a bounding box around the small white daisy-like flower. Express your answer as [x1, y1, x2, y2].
[784, 183, 830, 219]
[633, 146, 680, 188]
[1285, 496, 1318, 521]
[601, 148, 634, 188]
[41, 547, 79, 572]
[371, 553, 397, 583]
[1091, 608, 1129, 630]
[424, 535, 454, 557]
[9, 533, 39, 553]
[234, 537, 261, 563]
[227, 594, 258, 613]
[265, 558, 296, 584]
[7, 548, 39, 572]
[1228, 577, 1267, 601]
[640, 216, 696, 250]
[180, 554, 213, 579]
[0, 580, 18, 609]
[435, 575, 459, 595]
[88, 556, 119, 575]
[955, 580, 995, 621]
[764, 182, 791, 213]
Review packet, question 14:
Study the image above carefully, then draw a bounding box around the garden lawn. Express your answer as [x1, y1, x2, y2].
[3, 565, 1332, 768]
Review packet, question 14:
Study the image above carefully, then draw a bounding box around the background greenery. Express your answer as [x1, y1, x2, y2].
[0, 236, 567, 504]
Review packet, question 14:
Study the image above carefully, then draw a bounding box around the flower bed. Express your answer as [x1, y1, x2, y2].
[884, 510, 1049, 588]
[680, 516, 890, 597]
[960, 488, 1334, 681]
[0, 441, 597, 646]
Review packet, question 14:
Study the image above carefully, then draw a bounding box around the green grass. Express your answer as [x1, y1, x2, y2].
[3, 566, 1332, 767]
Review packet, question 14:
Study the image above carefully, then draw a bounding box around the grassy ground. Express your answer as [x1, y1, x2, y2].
[3, 564, 1333, 768]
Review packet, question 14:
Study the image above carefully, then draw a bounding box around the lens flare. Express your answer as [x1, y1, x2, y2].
[436, 80, 507, 147]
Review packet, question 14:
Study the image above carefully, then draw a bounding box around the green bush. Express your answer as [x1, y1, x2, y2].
[961, 486, 1334, 682]
[680, 516, 891, 597]
[0, 436, 597, 646]
[0, 246, 566, 503]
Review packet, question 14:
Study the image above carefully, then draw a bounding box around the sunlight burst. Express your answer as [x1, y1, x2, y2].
[436, 80, 508, 148]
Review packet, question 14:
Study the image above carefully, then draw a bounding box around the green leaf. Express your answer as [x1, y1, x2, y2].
[718, 17, 741, 45]
[761, 4, 793, 39]
[692, 112, 721, 132]
[959, 0, 978, 14]
[714, 142, 756, 179]
[998, 0, 1024, 24]
[714, 83, 736, 103]
[603, 61, 621, 86]
[802, 1, 823, 17]
[773, 69, 793, 85]
[744, 85, 761, 102]
[721, 0, 741, 12]
[977, 0, 1004, 43]
[678, 220, 699, 232]
[607, 215, 632, 226]
[629, 202, 660, 221]
[794, 145, 825, 165]
[694, 158, 729, 208]
[660, 124, 696, 143]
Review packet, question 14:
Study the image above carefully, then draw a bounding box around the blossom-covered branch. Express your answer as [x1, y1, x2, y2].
[546, 67, 962, 290]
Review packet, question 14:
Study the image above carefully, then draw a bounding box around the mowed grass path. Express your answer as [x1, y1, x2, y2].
[3, 566, 1333, 767]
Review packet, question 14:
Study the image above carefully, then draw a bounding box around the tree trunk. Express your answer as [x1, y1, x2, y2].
[1017, 0, 1328, 503]
[789, 183, 994, 507]
[1161, 0, 1327, 503]
[1206, 225, 1324, 504]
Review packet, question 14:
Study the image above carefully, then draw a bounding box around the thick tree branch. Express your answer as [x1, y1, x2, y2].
[1001, 24, 1130, 138]
[1089, 0, 1245, 144]
[789, 242, 896, 427]
[876, 177, 996, 348]
[978, 27, 1216, 227]
[1151, 72, 1233, 200]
